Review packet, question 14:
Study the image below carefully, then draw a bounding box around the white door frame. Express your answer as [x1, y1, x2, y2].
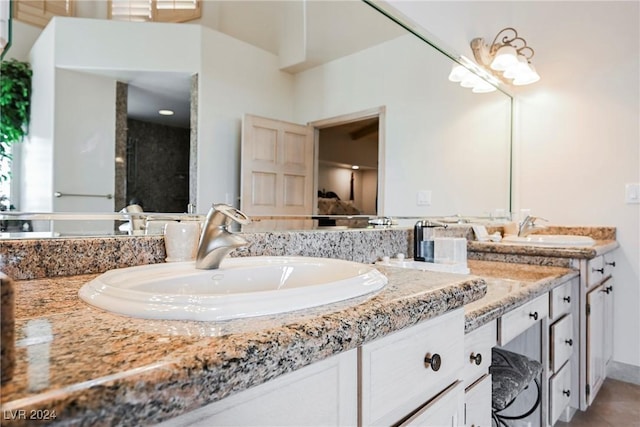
[308, 106, 386, 215]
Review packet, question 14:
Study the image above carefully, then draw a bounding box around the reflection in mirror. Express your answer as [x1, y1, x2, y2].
[6, 0, 511, 238]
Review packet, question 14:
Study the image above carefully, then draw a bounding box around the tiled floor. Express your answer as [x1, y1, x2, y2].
[555, 378, 640, 426]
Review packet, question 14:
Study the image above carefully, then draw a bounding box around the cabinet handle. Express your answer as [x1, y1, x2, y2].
[563, 296, 571, 303]
[563, 389, 571, 397]
[565, 339, 573, 346]
[592, 267, 605, 274]
[424, 353, 442, 371]
[606, 261, 616, 267]
[529, 312, 539, 321]
[601, 286, 613, 294]
[469, 352, 482, 366]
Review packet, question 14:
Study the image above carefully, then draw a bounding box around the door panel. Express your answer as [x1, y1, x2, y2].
[242, 114, 313, 215]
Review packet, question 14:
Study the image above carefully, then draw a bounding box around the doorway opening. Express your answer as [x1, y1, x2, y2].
[114, 74, 197, 213]
[312, 107, 384, 217]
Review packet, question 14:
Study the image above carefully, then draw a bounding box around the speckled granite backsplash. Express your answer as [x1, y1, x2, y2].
[0, 224, 617, 280]
[0, 228, 411, 280]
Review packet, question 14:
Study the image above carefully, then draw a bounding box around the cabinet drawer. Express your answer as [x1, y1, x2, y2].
[550, 314, 574, 372]
[399, 380, 464, 427]
[360, 309, 464, 426]
[463, 320, 496, 388]
[498, 293, 549, 345]
[464, 374, 491, 427]
[603, 252, 616, 276]
[549, 361, 572, 426]
[587, 255, 605, 287]
[550, 279, 573, 321]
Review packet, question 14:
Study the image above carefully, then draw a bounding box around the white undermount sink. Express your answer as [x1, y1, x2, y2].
[501, 234, 595, 247]
[79, 256, 387, 321]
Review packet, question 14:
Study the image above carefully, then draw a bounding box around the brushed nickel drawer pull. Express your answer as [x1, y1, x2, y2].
[424, 353, 442, 371]
[529, 312, 539, 321]
[469, 352, 482, 365]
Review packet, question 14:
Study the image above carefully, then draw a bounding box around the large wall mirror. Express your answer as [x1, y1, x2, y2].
[4, 0, 512, 236]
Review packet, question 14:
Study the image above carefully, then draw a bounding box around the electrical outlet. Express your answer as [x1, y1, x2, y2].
[417, 190, 432, 206]
[625, 183, 640, 204]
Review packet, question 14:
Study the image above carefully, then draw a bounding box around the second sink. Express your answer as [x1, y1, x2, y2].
[501, 234, 595, 246]
[79, 256, 387, 321]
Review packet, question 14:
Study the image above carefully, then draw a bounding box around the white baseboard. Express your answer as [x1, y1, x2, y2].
[607, 360, 640, 385]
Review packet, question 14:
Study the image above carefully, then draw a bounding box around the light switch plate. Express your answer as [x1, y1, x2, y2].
[417, 190, 432, 206]
[625, 183, 640, 204]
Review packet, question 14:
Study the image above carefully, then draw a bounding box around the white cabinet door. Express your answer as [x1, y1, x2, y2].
[550, 314, 574, 372]
[465, 375, 492, 427]
[399, 381, 465, 427]
[602, 277, 614, 365]
[463, 320, 496, 388]
[586, 283, 606, 406]
[549, 361, 572, 426]
[587, 255, 605, 288]
[498, 293, 549, 345]
[158, 349, 357, 427]
[549, 278, 574, 322]
[360, 309, 464, 426]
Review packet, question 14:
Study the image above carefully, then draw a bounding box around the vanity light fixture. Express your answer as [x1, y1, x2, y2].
[448, 56, 498, 93]
[470, 27, 540, 86]
[158, 109, 174, 116]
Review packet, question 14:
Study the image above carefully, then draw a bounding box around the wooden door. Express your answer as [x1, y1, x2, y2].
[241, 114, 314, 216]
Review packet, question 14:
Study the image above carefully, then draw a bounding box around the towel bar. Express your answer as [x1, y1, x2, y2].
[54, 192, 113, 199]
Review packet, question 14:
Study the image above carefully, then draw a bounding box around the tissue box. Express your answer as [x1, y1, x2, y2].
[434, 237, 467, 266]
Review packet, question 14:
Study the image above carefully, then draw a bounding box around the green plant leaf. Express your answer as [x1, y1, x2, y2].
[0, 59, 32, 181]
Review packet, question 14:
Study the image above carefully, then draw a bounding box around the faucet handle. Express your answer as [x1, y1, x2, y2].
[212, 204, 251, 225]
[531, 216, 548, 224]
[521, 215, 547, 225]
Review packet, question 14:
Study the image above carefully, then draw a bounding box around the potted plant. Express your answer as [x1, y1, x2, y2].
[0, 59, 32, 182]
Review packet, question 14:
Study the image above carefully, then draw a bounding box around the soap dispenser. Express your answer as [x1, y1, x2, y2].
[414, 220, 448, 262]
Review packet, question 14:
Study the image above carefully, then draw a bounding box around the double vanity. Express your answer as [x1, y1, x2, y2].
[0, 224, 618, 426]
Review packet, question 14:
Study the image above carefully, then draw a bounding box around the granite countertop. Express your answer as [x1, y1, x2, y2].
[1, 265, 485, 427]
[465, 260, 579, 333]
[0, 230, 619, 426]
[468, 239, 619, 259]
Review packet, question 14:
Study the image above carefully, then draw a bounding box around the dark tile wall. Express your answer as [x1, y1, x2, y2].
[126, 119, 190, 213]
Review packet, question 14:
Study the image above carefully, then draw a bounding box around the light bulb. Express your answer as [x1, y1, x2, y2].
[490, 45, 519, 71]
[448, 64, 469, 83]
[503, 55, 532, 80]
[472, 79, 497, 93]
[461, 73, 483, 88]
[513, 64, 540, 85]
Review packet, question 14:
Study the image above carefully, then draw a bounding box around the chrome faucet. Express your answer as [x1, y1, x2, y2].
[120, 203, 144, 235]
[518, 215, 547, 237]
[196, 204, 251, 270]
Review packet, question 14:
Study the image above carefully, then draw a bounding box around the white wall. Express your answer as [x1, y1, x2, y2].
[21, 21, 55, 214]
[53, 69, 115, 215]
[294, 34, 511, 217]
[197, 26, 294, 210]
[318, 166, 354, 202]
[26, 18, 294, 215]
[391, 1, 640, 369]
